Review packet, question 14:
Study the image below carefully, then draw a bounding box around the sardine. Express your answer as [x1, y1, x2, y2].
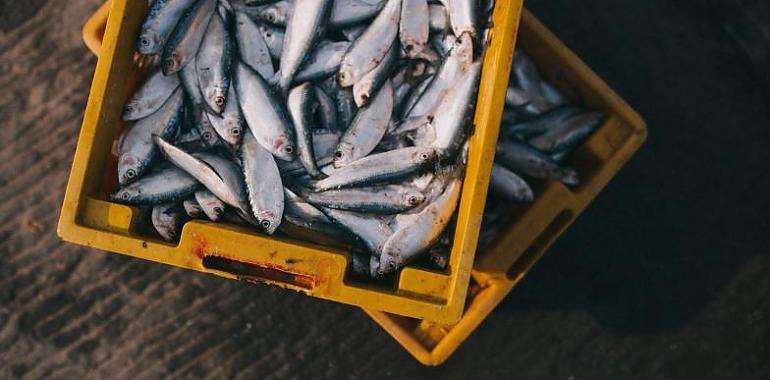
[234, 62, 296, 161]
[277, 0, 333, 93]
[512, 50, 543, 98]
[154, 136, 250, 211]
[206, 85, 243, 146]
[502, 106, 583, 140]
[315, 146, 437, 191]
[162, 0, 217, 75]
[495, 140, 580, 186]
[529, 112, 604, 153]
[335, 81, 393, 167]
[294, 41, 351, 83]
[320, 207, 392, 255]
[253, 0, 294, 26]
[399, 0, 430, 60]
[258, 23, 285, 60]
[277, 131, 340, 174]
[196, 13, 233, 115]
[377, 176, 461, 274]
[194, 189, 226, 221]
[111, 165, 200, 204]
[183, 197, 205, 218]
[180, 57, 204, 105]
[241, 132, 284, 234]
[118, 88, 185, 186]
[287, 83, 324, 177]
[234, 12, 275, 79]
[489, 163, 533, 202]
[396, 73, 433, 119]
[122, 69, 181, 121]
[152, 203, 189, 241]
[353, 42, 398, 107]
[446, 0, 477, 38]
[313, 86, 339, 132]
[329, 0, 386, 28]
[304, 184, 425, 214]
[194, 105, 222, 147]
[338, 0, 402, 87]
[137, 0, 197, 55]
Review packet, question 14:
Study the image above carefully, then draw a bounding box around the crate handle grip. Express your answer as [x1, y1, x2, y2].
[202, 256, 317, 290]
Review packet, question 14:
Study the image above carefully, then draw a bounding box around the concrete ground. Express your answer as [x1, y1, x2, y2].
[0, 0, 768, 378]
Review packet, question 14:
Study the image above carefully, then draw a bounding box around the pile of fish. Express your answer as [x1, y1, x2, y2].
[475, 50, 605, 251]
[112, 0, 494, 278]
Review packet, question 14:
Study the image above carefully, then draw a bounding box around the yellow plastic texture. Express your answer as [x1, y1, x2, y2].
[65, 0, 524, 324]
[364, 9, 648, 366]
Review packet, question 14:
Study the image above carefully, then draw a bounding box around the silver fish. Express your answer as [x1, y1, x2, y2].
[183, 197, 205, 218]
[258, 23, 285, 59]
[329, 0, 386, 28]
[277, 131, 340, 174]
[287, 83, 324, 177]
[294, 41, 351, 83]
[253, 0, 294, 25]
[335, 81, 393, 167]
[353, 42, 398, 107]
[335, 87, 357, 130]
[152, 203, 189, 241]
[403, 32, 473, 118]
[277, 0, 333, 93]
[489, 163, 533, 202]
[180, 57, 204, 105]
[111, 165, 200, 204]
[241, 132, 284, 234]
[338, 0, 402, 87]
[206, 85, 244, 146]
[428, 3, 449, 33]
[396, 73, 433, 119]
[495, 140, 580, 186]
[512, 50, 543, 98]
[118, 88, 185, 186]
[502, 106, 583, 140]
[540, 80, 567, 108]
[122, 69, 181, 121]
[415, 61, 481, 157]
[377, 176, 461, 274]
[399, 0, 430, 60]
[446, 0, 477, 38]
[320, 207, 392, 254]
[304, 184, 425, 214]
[154, 136, 250, 212]
[505, 86, 533, 108]
[234, 62, 296, 161]
[196, 13, 233, 115]
[234, 12, 275, 79]
[529, 112, 604, 153]
[137, 0, 197, 55]
[194, 105, 222, 147]
[313, 86, 339, 132]
[341, 25, 367, 41]
[315, 146, 437, 191]
[194, 189, 226, 221]
[162, 0, 217, 75]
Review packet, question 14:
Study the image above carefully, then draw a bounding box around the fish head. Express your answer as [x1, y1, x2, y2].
[411, 147, 438, 165]
[198, 116, 220, 147]
[400, 188, 426, 209]
[162, 53, 183, 76]
[110, 186, 138, 204]
[206, 87, 227, 115]
[338, 64, 356, 87]
[257, 211, 281, 235]
[377, 252, 402, 275]
[122, 100, 141, 120]
[221, 116, 243, 146]
[352, 80, 374, 107]
[272, 134, 295, 161]
[136, 30, 159, 55]
[260, 6, 285, 25]
[117, 155, 145, 187]
[332, 142, 355, 168]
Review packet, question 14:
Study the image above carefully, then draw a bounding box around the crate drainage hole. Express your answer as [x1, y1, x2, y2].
[202, 256, 315, 289]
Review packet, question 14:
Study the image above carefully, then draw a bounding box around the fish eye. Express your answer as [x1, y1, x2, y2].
[215, 96, 225, 107]
[387, 262, 397, 271]
[213, 207, 223, 215]
[265, 31, 272, 38]
[168, 230, 176, 238]
[230, 128, 241, 136]
[266, 13, 275, 23]
[140, 37, 150, 47]
[408, 196, 419, 205]
[360, 93, 369, 103]
[260, 220, 271, 230]
[284, 146, 294, 154]
[125, 105, 134, 112]
[120, 192, 130, 201]
[165, 60, 174, 69]
[203, 132, 212, 140]
[125, 169, 136, 179]
[405, 44, 414, 52]
[334, 151, 343, 159]
[420, 153, 429, 160]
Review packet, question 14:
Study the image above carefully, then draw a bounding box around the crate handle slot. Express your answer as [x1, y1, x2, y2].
[202, 256, 316, 290]
[506, 209, 574, 280]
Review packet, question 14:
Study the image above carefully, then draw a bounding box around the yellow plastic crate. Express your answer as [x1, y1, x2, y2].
[62, 0, 524, 324]
[364, 9, 648, 365]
